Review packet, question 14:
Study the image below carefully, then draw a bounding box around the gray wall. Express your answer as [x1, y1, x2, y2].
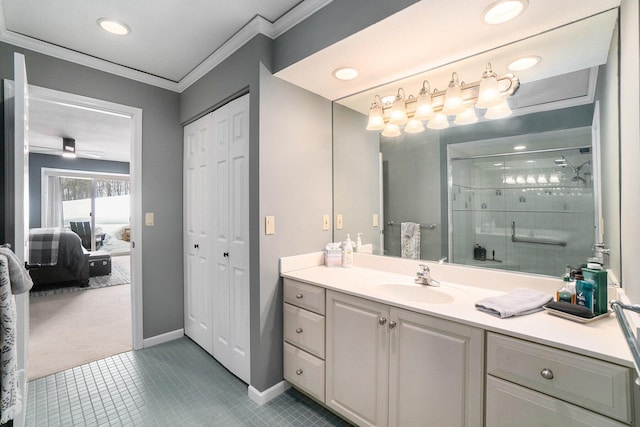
[273, 0, 419, 73]
[333, 104, 381, 251]
[0, 41, 183, 339]
[28, 153, 130, 229]
[258, 64, 332, 390]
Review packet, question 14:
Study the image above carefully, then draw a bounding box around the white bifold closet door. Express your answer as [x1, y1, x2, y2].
[184, 94, 250, 384]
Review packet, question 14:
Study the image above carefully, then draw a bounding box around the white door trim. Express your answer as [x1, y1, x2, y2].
[27, 85, 144, 350]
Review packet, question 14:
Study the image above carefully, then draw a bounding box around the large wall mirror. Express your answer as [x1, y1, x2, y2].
[333, 8, 620, 279]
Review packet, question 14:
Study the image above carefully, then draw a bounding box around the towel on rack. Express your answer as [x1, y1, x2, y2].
[401, 222, 421, 259]
[0, 254, 22, 423]
[0, 247, 33, 295]
[475, 288, 552, 318]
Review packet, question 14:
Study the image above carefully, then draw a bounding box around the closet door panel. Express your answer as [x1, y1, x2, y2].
[183, 115, 213, 353]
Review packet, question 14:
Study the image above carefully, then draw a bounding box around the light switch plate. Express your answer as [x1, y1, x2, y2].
[145, 212, 154, 226]
[265, 216, 275, 235]
[373, 214, 379, 227]
[322, 215, 330, 231]
[336, 214, 343, 230]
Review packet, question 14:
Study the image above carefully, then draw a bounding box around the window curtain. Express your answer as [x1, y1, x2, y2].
[44, 175, 64, 228]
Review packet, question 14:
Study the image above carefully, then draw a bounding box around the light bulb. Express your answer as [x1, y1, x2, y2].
[404, 118, 425, 134]
[381, 123, 401, 137]
[476, 64, 501, 108]
[389, 91, 409, 125]
[454, 106, 478, 125]
[414, 82, 434, 120]
[427, 113, 449, 130]
[366, 102, 385, 131]
[485, 97, 512, 119]
[442, 73, 465, 115]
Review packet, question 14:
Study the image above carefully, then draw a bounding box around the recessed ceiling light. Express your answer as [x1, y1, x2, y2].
[97, 18, 131, 36]
[526, 160, 536, 163]
[483, 0, 528, 25]
[513, 145, 527, 151]
[494, 163, 503, 166]
[508, 55, 542, 71]
[333, 67, 359, 81]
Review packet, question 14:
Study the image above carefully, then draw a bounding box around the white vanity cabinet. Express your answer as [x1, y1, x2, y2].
[325, 290, 484, 427]
[283, 279, 326, 402]
[486, 332, 633, 426]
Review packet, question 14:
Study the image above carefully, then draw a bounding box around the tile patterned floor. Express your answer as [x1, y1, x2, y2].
[26, 337, 352, 426]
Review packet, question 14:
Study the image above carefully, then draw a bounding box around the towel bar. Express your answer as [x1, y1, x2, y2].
[610, 300, 640, 386]
[386, 221, 437, 230]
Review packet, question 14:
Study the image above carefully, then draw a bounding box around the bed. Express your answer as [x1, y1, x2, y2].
[27, 228, 90, 287]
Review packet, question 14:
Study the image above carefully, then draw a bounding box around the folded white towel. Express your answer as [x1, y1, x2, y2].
[475, 288, 552, 318]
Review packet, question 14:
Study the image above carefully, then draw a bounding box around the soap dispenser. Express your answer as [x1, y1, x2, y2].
[356, 233, 363, 252]
[342, 234, 354, 268]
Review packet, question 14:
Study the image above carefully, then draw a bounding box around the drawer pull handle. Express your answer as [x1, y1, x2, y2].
[296, 369, 303, 375]
[296, 328, 303, 334]
[389, 320, 397, 329]
[296, 293, 303, 299]
[540, 368, 554, 380]
[378, 317, 387, 326]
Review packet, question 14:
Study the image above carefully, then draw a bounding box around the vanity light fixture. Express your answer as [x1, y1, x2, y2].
[333, 67, 359, 81]
[97, 18, 131, 36]
[508, 55, 542, 71]
[62, 137, 77, 158]
[483, 0, 528, 25]
[365, 63, 519, 136]
[538, 175, 548, 183]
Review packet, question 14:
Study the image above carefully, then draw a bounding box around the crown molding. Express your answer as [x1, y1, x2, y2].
[177, 15, 275, 92]
[272, 0, 334, 37]
[0, 0, 333, 93]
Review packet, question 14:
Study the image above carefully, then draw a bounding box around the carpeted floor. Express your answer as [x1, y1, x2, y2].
[29, 254, 131, 298]
[28, 255, 132, 380]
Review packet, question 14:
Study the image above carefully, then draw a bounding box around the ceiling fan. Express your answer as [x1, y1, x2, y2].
[30, 137, 105, 159]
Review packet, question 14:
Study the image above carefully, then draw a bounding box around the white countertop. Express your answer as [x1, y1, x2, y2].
[280, 253, 635, 368]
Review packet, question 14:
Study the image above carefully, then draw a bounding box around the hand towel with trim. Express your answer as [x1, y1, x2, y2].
[475, 288, 552, 318]
[401, 222, 420, 259]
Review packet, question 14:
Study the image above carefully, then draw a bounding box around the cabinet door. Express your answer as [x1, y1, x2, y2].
[486, 376, 627, 427]
[183, 113, 213, 354]
[326, 290, 389, 427]
[388, 307, 483, 427]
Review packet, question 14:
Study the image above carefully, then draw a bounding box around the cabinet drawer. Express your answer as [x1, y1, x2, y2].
[284, 303, 325, 358]
[486, 376, 627, 427]
[284, 279, 325, 315]
[487, 333, 631, 423]
[284, 342, 325, 403]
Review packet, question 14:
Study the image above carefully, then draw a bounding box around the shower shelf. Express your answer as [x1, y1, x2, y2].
[511, 221, 567, 247]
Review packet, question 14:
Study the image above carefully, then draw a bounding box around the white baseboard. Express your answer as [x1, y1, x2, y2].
[248, 380, 291, 405]
[143, 328, 184, 348]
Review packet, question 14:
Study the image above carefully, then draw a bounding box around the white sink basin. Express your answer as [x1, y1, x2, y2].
[374, 283, 454, 304]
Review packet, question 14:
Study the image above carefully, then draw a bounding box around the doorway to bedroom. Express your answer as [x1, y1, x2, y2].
[25, 85, 142, 380]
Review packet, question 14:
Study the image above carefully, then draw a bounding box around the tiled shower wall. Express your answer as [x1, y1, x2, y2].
[451, 150, 595, 277]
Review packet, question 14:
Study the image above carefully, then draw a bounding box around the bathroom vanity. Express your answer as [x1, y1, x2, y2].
[281, 252, 637, 427]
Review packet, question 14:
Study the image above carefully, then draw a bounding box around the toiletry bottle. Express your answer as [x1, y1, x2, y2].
[576, 280, 595, 312]
[356, 233, 363, 252]
[342, 234, 354, 268]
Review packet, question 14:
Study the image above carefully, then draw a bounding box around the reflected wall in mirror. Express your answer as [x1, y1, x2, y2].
[333, 9, 621, 279]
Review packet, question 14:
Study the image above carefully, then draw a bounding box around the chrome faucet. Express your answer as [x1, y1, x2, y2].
[415, 264, 440, 287]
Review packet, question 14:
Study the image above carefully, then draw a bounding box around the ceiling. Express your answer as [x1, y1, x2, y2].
[275, 0, 620, 104]
[9, 0, 621, 163]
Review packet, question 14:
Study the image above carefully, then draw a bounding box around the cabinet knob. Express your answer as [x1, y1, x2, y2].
[389, 320, 397, 329]
[378, 317, 387, 326]
[296, 369, 303, 375]
[296, 328, 303, 334]
[296, 293, 303, 299]
[540, 368, 554, 380]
